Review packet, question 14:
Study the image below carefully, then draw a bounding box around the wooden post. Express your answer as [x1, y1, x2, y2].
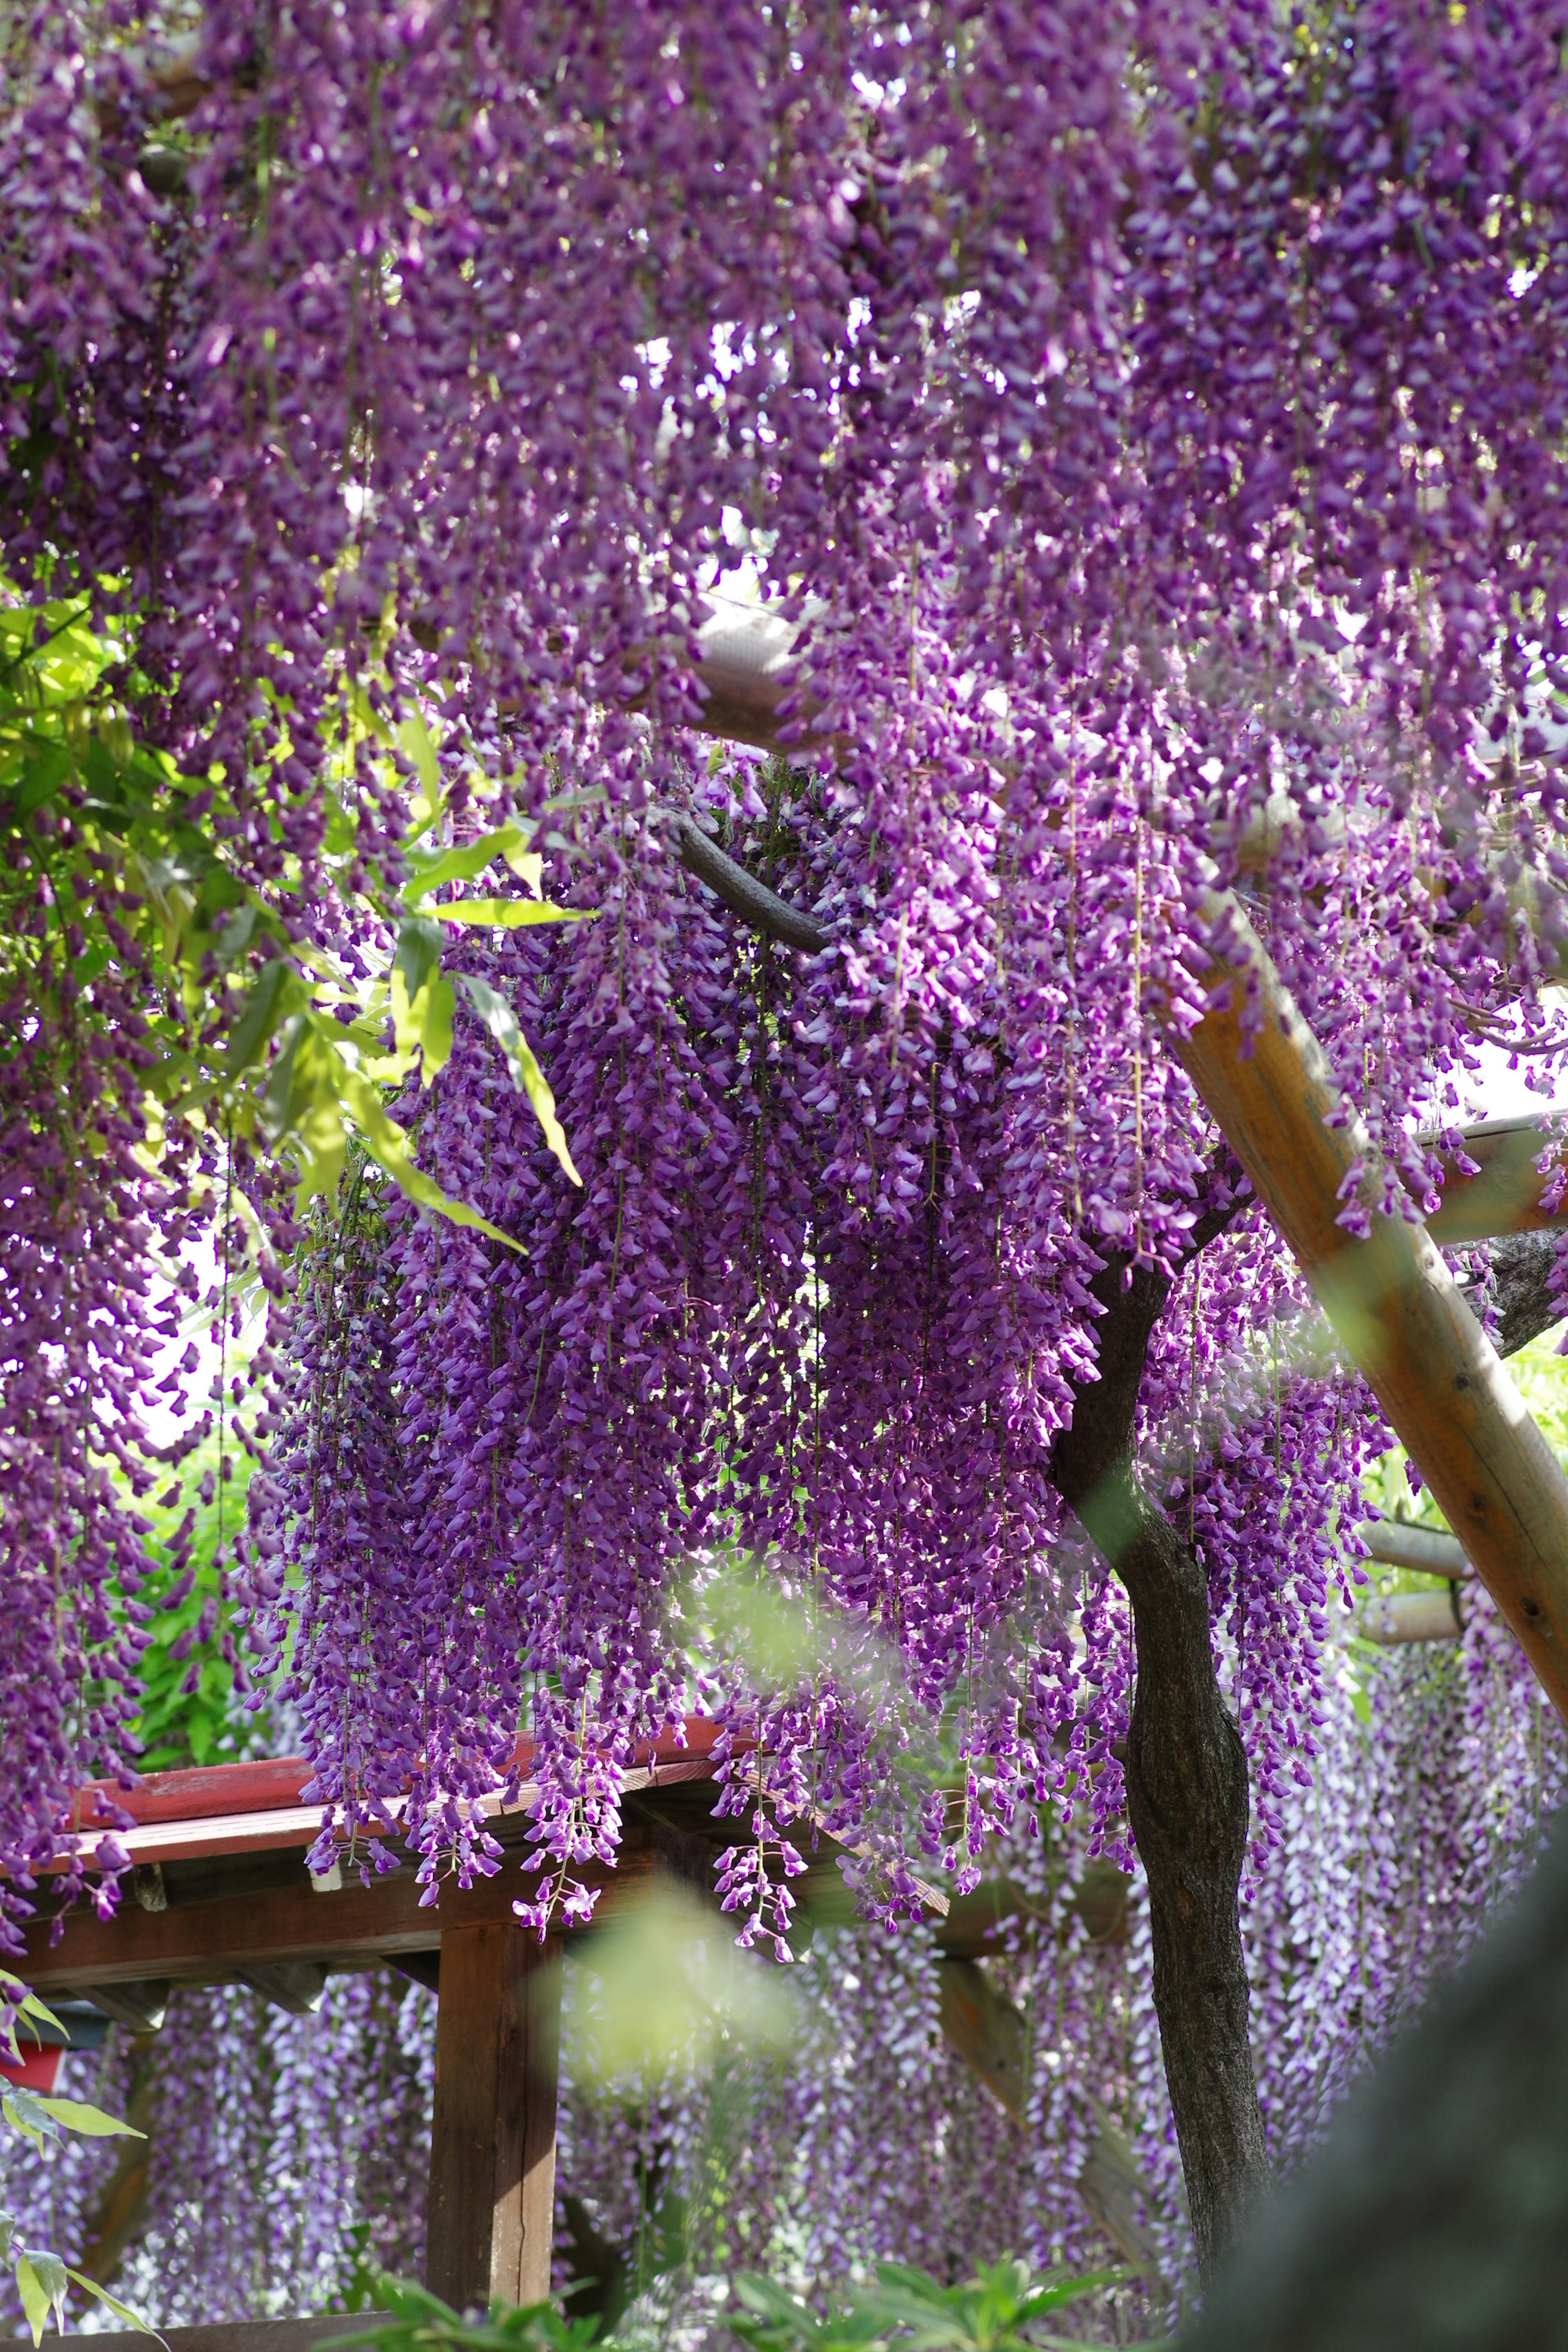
[1175, 898, 1568, 1721]
[426, 1924, 562, 2313]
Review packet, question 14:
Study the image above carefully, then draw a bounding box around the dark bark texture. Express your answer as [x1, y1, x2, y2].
[1049, 1236, 1269, 2283]
[1478, 1229, 1561, 1361]
[1045, 1221, 1560, 2283]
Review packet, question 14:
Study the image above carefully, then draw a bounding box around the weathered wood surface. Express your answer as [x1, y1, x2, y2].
[1357, 1522, 1471, 1579]
[1177, 902, 1568, 1722]
[937, 1958, 1029, 2119]
[936, 1961, 1164, 2279]
[38, 2326, 347, 2352]
[426, 1924, 561, 2312]
[1359, 1590, 1466, 1644]
[1424, 1115, 1568, 1246]
[1077, 2104, 1168, 2285]
[20, 1835, 658, 1993]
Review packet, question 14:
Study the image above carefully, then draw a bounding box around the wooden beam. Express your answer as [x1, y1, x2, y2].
[1175, 901, 1568, 1723]
[935, 1962, 1163, 2279]
[691, 597, 818, 752]
[1424, 1116, 1568, 1247]
[1357, 1522, 1471, 1579]
[1077, 2103, 1168, 2285]
[19, 1835, 659, 1995]
[426, 1925, 561, 2313]
[49, 2327, 343, 2352]
[937, 1958, 1028, 2119]
[1359, 1590, 1465, 1645]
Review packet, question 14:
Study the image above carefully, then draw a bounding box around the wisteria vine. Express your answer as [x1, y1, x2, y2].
[5, 0, 1568, 2223]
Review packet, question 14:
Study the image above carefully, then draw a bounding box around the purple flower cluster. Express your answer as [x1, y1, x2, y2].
[6, 0, 1568, 2078]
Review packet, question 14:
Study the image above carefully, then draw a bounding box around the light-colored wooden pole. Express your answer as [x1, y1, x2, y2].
[1175, 900, 1568, 1720]
[1357, 1522, 1471, 1579]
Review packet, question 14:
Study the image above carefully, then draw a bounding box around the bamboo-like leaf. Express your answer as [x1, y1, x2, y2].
[336, 1066, 522, 1247]
[394, 915, 443, 1005]
[395, 710, 442, 820]
[0, 1974, 64, 2056]
[27, 2093, 145, 2139]
[419, 972, 455, 1082]
[66, 2265, 168, 2341]
[15, 2250, 64, 2345]
[402, 825, 537, 904]
[224, 957, 303, 1079]
[433, 897, 588, 928]
[456, 974, 581, 1184]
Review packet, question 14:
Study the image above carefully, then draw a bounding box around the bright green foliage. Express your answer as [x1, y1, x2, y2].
[0, 592, 584, 1238]
[121, 1439, 258, 1773]
[0, 1973, 157, 2345]
[322, 2274, 604, 2352]
[731, 2258, 1159, 2352]
[326, 2260, 1163, 2352]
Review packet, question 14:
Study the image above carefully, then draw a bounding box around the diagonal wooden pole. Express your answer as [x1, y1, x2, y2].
[1176, 900, 1568, 1720]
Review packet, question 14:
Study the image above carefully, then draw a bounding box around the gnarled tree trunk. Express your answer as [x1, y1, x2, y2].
[1049, 1247, 1268, 2281]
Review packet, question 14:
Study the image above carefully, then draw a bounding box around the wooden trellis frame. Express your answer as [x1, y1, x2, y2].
[24, 1728, 1104, 2345]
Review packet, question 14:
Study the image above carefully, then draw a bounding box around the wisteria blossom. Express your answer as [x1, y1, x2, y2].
[4, 0, 1568, 2279]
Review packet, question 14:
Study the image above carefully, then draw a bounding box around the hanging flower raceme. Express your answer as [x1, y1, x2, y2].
[7, 2, 1568, 1953]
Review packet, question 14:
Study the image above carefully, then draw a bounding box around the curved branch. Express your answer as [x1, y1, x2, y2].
[670, 814, 831, 955]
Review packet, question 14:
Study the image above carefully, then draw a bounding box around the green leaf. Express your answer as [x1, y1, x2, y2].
[12, 739, 71, 817]
[0, 1976, 64, 2056]
[3, 2090, 51, 2151]
[15, 2249, 65, 2345]
[402, 825, 538, 905]
[395, 915, 444, 1006]
[390, 920, 455, 1082]
[224, 957, 303, 1080]
[434, 897, 588, 928]
[336, 1066, 522, 1248]
[396, 709, 442, 819]
[29, 2092, 145, 2139]
[456, 974, 581, 1184]
[419, 972, 455, 1082]
[66, 2268, 167, 2341]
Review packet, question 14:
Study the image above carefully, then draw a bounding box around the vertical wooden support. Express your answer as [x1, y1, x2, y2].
[426, 1924, 562, 2313]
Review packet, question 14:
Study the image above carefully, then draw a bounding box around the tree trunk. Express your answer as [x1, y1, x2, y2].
[1050, 1249, 1269, 2281]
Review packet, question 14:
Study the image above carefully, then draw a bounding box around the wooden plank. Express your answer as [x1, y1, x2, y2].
[44, 2325, 345, 2352]
[1176, 901, 1568, 1722]
[937, 1958, 1028, 2120]
[935, 1962, 1163, 2278]
[20, 1836, 658, 1993]
[1425, 1116, 1568, 1246]
[1357, 1522, 1471, 1579]
[426, 1924, 561, 2312]
[73, 1758, 312, 1833]
[1077, 2103, 1167, 2283]
[55, 1757, 721, 1872]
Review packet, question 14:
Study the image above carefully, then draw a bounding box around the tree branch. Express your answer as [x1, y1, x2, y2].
[670, 813, 830, 954]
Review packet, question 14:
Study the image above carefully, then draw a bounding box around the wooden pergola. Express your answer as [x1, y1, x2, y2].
[20, 1726, 1090, 2352]
[18, 610, 1568, 2343]
[27, 41, 1568, 2320]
